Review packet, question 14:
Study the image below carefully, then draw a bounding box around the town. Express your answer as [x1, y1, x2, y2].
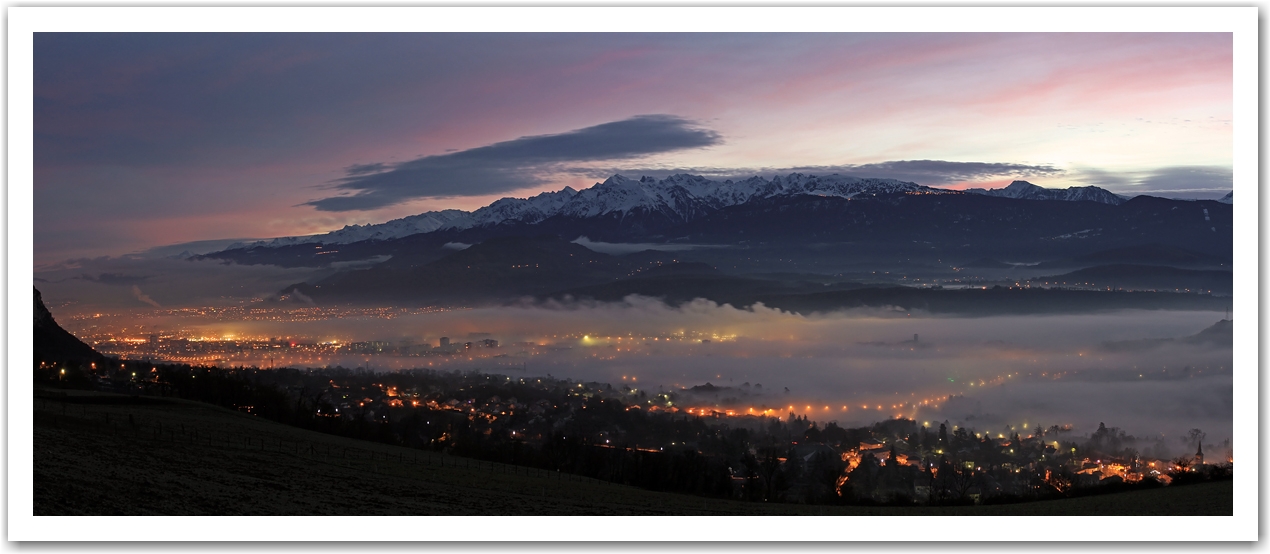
[37, 356, 1232, 506]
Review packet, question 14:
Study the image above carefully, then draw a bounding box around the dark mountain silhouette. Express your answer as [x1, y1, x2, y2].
[1099, 319, 1232, 352]
[1184, 319, 1233, 346]
[34, 287, 101, 363]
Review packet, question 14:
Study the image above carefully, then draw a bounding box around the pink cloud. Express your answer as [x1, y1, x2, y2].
[958, 34, 1231, 118]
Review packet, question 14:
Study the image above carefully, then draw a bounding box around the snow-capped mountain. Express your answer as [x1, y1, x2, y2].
[1217, 191, 1232, 204]
[963, 181, 1126, 205]
[459, 173, 936, 228]
[236, 173, 946, 247]
[204, 171, 1233, 278]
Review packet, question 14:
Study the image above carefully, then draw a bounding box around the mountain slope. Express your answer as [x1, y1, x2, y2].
[231, 210, 470, 249]
[1185, 319, 1232, 346]
[1099, 319, 1232, 352]
[35, 287, 102, 363]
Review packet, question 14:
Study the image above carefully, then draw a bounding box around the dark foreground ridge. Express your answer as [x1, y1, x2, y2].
[33, 388, 1232, 516]
[34, 287, 103, 363]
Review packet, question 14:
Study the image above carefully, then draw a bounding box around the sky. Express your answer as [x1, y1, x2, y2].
[33, 32, 1233, 265]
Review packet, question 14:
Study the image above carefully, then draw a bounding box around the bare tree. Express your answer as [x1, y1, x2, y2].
[1183, 428, 1206, 447]
[1172, 456, 1192, 472]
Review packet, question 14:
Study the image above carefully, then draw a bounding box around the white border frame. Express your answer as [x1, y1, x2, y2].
[8, 6, 1259, 542]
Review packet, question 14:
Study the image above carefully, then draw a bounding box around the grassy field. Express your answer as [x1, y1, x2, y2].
[32, 388, 1232, 516]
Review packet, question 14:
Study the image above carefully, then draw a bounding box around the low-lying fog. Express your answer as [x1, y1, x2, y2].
[63, 293, 1234, 458]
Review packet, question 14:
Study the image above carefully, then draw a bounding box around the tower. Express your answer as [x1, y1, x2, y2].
[1195, 440, 1204, 466]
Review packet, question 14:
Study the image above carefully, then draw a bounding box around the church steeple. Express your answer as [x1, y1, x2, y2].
[1195, 440, 1204, 466]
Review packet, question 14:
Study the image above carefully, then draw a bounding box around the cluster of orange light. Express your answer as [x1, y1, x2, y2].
[661, 371, 1030, 421]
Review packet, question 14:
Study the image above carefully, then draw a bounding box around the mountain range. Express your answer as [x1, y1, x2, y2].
[196, 172, 1233, 306]
[234, 174, 1120, 249]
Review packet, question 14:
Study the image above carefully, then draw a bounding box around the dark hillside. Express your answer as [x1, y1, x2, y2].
[34, 287, 101, 363]
[33, 388, 1231, 516]
[670, 194, 1231, 261]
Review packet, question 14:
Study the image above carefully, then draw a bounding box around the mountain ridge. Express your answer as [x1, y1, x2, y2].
[235, 172, 952, 249]
[35, 287, 102, 363]
[962, 180, 1125, 205]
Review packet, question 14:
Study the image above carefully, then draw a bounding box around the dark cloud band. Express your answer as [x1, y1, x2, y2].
[1073, 165, 1232, 198]
[307, 115, 722, 212]
[1135, 166, 1232, 192]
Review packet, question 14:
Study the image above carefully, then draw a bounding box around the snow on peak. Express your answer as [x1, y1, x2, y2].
[232, 172, 945, 249]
